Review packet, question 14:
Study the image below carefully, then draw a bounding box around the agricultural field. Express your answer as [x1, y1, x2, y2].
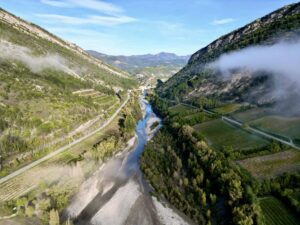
[168, 104, 196, 116]
[237, 150, 300, 179]
[0, 112, 120, 203]
[232, 107, 271, 122]
[290, 190, 300, 202]
[193, 119, 269, 151]
[212, 103, 241, 114]
[259, 196, 299, 225]
[249, 116, 300, 142]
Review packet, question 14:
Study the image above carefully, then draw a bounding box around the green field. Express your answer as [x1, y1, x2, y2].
[249, 116, 300, 141]
[259, 196, 299, 225]
[168, 104, 196, 116]
[212, 103, 241, 114]
[232, 107, 271, 122]
[291, 190, 300, 202]
[237, 150, 300, 179]
[194, 119, 269, 151]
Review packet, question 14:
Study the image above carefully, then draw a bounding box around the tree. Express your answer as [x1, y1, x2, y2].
[183, 178, 189, 186]
[269, 141, 280, 153]
[49, 209, 60, 225]
[16, 197, 28, 212]
[25, 206, 34, 217]
[39, 198, 51, 212]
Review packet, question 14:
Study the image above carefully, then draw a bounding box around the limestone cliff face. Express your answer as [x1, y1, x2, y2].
[188, 3, 300, 66]
[159, 2, 300, 105]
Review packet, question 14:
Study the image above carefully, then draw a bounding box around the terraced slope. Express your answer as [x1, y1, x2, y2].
[0, 9, 137, 175]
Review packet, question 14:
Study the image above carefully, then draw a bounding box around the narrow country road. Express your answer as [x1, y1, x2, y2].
[0, 92, 131, 185]
[160, 97, 300, 150]
[221, 116, 300, 150]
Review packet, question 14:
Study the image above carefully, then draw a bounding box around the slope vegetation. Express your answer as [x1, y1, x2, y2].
[0, 9, 137, 175]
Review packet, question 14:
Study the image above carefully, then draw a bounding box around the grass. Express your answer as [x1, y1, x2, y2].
[212, 103, 241, 114]
[249, 116, 300, 141]
[168, 104, 196, 116]
[193, 119, 269, 151]
[259, 196, 299, 225]
[232, 107, 271, 122]
[237, 150, 300, 179]
[291, 191, 300, 202]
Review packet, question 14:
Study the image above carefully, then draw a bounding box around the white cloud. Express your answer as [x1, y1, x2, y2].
[40, 0, 123, 15]
[36, 14, 136, 26]
[0, 40, 77, 76]
[46, 27, 112, 37]
[212, 18, 235, 25]
[40, 0, 70, 7]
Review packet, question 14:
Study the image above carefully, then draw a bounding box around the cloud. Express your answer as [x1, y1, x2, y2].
[0, 40, 78, 76]
[212, 41, 300, 81]
[40, 0, 123, 15]
[36, 14, 136, 26]
[211, 40, 300, 112]
[46, 27, 113, 37]
[212, 18, 235, 25]
[40, 0, 70, 7]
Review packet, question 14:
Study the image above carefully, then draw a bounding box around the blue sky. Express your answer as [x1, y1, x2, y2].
[0, 0, 298, 55]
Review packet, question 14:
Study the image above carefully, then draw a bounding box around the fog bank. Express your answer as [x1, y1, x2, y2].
[211, 41, 300, 85]
[0, 40, 78, 76]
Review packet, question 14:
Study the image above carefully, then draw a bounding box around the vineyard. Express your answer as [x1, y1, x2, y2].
[259, 196, 299, 225]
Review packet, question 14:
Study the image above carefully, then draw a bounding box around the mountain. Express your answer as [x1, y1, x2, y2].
[0, 8, 136, 169]
[157, 2, 300, 109]
[87, 50, 189, 80]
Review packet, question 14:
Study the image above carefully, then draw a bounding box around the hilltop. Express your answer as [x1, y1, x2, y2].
[87, 50, 189, 80]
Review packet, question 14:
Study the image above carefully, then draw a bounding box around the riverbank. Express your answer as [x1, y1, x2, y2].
[66, 95, 192, 225]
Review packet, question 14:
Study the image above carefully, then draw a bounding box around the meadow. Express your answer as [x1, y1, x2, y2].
[212, 103, 241, 114]
[232, 107, 271, 122]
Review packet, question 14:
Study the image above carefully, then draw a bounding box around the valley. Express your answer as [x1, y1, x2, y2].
[0, 1, 300, 225]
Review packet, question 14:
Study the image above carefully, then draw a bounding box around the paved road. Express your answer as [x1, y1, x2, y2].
[222, 116, 300, 150]
[0, 92, 130, 185]
[159, 96, 300, 150]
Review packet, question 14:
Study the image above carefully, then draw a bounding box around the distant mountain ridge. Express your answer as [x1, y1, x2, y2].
[87, 50, 190, 79]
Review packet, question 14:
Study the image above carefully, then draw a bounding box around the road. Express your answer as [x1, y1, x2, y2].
[221, 116, 300, 150]
[0, 92, 130, 185]
[159, 96, 300, 150]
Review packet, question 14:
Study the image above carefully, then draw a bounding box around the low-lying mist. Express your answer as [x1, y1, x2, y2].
[211, 41, 300, 83]
[0, 40, 79, 76]
[210, 40, 300, 115]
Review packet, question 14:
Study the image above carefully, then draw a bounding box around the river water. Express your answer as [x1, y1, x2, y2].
[65, 96, 191, 225]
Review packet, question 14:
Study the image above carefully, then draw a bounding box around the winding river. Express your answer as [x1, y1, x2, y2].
[65, 95, 191, 225]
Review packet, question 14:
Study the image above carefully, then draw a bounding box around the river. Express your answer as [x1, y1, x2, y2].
[65, 95, 192, 225]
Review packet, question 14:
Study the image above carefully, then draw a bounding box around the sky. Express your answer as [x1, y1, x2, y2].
[0, 0, 298, 56]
